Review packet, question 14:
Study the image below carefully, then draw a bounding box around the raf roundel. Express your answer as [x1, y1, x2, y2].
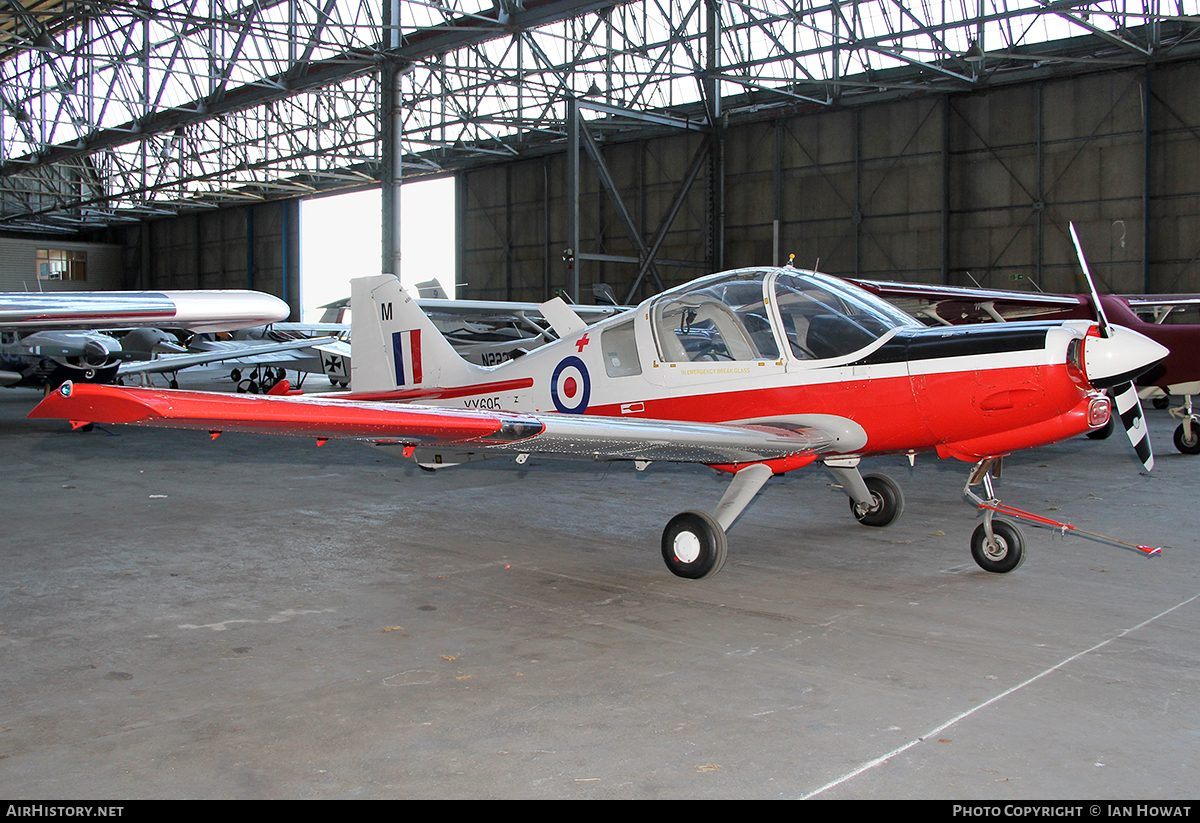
[550, 356, 591, 414]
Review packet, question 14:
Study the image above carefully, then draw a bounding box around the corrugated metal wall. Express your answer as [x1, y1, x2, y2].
[1, 200, 299, 315]
[0, 237, 123, 292]
[460, 61, 1200, 302]
[118, 201, 302, 319]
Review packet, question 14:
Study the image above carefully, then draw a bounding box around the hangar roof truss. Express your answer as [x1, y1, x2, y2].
[1, 0, 1198, 233]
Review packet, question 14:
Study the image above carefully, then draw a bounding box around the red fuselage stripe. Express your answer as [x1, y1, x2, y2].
[347, 377, 535, 403]
[586, 362, 1096, 459]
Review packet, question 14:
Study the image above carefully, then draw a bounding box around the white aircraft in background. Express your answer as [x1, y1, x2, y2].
[117, 325, 344, 392]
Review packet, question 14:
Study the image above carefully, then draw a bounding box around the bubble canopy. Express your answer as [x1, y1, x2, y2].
[648, 267, 920, 364]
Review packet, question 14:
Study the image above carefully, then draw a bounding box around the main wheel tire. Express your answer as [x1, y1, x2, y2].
[1174, 422, 1200, 455]
[970, 519, 1026, 573]
[849, 473, 905, 528]
[661, 511, 728, 580]
[1153, 395, 1170, 410]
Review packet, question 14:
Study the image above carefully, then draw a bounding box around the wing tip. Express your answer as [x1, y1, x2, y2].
[28, 381, 162, 425]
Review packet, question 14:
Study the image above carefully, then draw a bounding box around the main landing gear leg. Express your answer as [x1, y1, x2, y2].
[825, 459, 905, 528]
[964, 457, 1027, 573]
[661, 463, 773, 580]
[1170, 394, 1200, 455]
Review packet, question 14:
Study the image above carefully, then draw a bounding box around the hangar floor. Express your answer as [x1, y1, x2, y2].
[0, 372, 1196, 799]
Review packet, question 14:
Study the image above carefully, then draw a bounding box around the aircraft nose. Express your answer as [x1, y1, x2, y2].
[1083, 325, 1169, 389]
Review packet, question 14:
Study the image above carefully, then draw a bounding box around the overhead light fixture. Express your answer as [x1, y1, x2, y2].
[964, 42, 985, 63]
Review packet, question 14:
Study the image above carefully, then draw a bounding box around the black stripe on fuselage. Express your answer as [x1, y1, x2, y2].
[848, 322, 1056, 366]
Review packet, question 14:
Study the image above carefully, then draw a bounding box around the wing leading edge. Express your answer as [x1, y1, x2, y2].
[29, 382, 838, 466]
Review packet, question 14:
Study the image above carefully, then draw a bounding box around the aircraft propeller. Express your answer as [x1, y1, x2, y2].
[1069, 222, 1155, 472]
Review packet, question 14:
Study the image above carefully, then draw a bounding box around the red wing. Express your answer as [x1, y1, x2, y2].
[29, 382, 837, 465]
[29, 382, 543, 446]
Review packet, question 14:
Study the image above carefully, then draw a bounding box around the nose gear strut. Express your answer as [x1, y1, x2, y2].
[964, 457, 1163, 570]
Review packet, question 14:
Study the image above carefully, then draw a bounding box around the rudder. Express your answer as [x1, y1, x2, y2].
[350, 274, 481, 393]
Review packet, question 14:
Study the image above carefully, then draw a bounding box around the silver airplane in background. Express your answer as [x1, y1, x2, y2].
[0, 289, 290, 389]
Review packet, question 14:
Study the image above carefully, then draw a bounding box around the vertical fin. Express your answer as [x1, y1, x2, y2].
[350, 274, 481, 393]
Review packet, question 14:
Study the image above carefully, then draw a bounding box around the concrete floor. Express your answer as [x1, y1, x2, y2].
[0, 371, 1197, 799]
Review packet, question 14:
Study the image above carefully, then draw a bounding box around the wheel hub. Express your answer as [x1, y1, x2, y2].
[982, 536, 1009, 561]
[673, 531, 701, 564]
[855, 493, 882, 517]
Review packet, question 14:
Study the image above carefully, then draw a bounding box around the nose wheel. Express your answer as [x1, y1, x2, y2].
[964, 458, 1028, 574]
[970, 519, 1026, 573]
[1175, 423, 1200, 455]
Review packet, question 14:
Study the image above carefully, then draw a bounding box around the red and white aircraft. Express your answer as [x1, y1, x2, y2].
[30, 266, 1168, 579]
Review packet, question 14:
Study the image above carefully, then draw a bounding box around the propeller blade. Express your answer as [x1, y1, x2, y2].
[1112, 380, 1154, 472]
[1069, 221, 1111, 338]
